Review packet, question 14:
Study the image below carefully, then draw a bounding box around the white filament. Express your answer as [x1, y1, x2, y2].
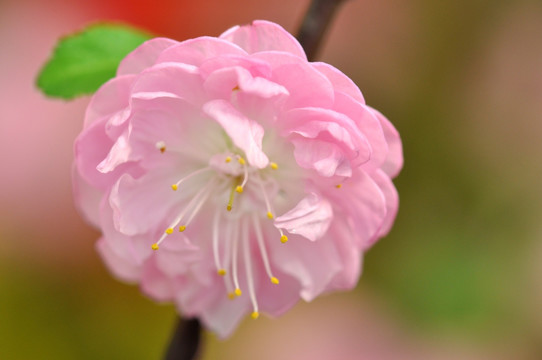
[252, 213, 275, 280]
[242, 218, 259, 314]
[256, 174, 274, 216]
[173, 166, 211, 188]
[231, 220, 241, 293]
[212, 209, 222, 271]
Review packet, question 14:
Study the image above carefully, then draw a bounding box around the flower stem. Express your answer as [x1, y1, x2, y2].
[164, 317, 202, 360]
[296, 0, 350, 61]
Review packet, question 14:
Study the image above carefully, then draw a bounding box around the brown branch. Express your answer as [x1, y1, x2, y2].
[296, 0, 350, 61]
[164, 317, 202, 360]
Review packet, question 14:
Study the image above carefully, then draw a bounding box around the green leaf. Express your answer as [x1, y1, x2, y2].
[36, 23, 152, 99]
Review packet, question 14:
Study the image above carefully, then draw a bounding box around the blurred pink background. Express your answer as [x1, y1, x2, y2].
[1, 0, 541, 359]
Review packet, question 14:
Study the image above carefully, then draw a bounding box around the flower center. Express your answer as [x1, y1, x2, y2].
[151, 143, 292, 319]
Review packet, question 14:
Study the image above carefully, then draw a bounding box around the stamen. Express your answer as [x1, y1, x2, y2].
[227, 184, 236, 211]
[242, 218, 259, 318]
[171, 167, 211, 191]
[235, 159, 249, 194]
[240, 160, 249, 188]
[225, 156, 232, 163]
[278, 227, 288, 244]
[256, 175, 274, 219]
[155, 141, 166, 153]
[280, 234, 288, 243]
[151, 179, 216, 250]
[335, 184, 342, 189]
[151, 227, 175, 250]
[222, 219, 235, 298]
[237, 156, 246, 165]
[232, 85, 240, 91]
[270, 162, 278, 170]
[232, 220, 242, 296]
[252, 214, 280, 285]
[212, 209, 226, 276]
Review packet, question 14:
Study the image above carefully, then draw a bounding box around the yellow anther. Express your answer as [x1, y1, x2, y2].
[179, 225, 186, 232]
[171, 184, 178, 191]
[159, 147, 166, 153]
[151, 243, 159, 251]
[251, 311, 260, 320]
[238, 157, 246, 165]
[225, 156, 232, 163]
[335, 184, 342, 189]
[235, 185, 243, 193]
[267, 211, 274, 219]
[227, 205, 232, 211]
[217, 269, 227, 276]
[270, 162, 278, 170]
[165, 228, 174, 234]
[228, 292, 236, 300]
[234, 288, 242, 297]
[232, 85, 240, 91]
[280, 235, 288, 243]
[271, 277, 279, 285]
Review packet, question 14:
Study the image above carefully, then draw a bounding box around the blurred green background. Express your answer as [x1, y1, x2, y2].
[1, 0, 541, 359]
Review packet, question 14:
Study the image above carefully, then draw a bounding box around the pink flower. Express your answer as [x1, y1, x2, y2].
[73, 20, 403, 337]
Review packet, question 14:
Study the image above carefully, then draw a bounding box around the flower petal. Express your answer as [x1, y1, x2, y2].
[96, 237, 141, 283]
[326, 218, 364, 291]
[371, 169, 399, 238]
[199, 286, 251, 339]
[203, 99, 269, 168]
[199, 54, 272, 79]
[275, 192, 333, 241]
[96, 129, 131, 173]
[220, 20, 307, 60]
[257, 271, 301, 317]
[130, 62, 206, 106]
[156, 36, 247, 66]
[312, 62, 365, 103]
[269, 233, 342, 301]
[291, 137, 351, 177]
[333, 92, 388, 171]
[117, 38, 179, 76]
[252, 51, 335, 109]
[140, 258, 176, 302]
[334, 169, 388, 249]
[128, 95, 224, 168]
[109, 171, 187, 236]
[282, 107, 371, 166]
[203, 66, 288, 101]
[72, 164, 103, 228]
[84, 75, 135, 127]
[281, 107, 372, 177]
[74, 117, 142, 188]
[368, 107, 403, 178]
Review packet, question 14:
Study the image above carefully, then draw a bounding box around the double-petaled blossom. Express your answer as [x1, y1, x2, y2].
[73, 20, 403, 337]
